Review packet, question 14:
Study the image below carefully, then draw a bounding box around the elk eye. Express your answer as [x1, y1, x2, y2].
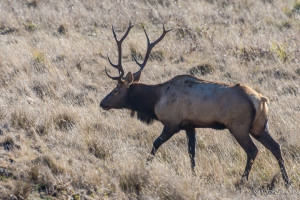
[114, 89, 118, 94]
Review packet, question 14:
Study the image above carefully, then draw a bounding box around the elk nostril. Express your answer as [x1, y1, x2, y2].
[100, 101, 110, 110]
[100, 102, 105, 108]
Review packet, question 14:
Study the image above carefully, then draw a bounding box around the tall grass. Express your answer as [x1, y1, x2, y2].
[0, 0, 299, 199]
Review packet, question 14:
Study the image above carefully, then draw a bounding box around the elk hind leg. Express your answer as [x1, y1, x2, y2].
[251, 123, 291, 187]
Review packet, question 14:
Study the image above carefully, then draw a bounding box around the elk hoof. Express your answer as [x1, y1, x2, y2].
[146, 155, 154, 163]
[191, 167, 196, 176]
[235, 177, 248, 189]
[285, 179, 292, 189]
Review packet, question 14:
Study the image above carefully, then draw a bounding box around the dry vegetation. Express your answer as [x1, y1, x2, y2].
[0, 0, 299, 199]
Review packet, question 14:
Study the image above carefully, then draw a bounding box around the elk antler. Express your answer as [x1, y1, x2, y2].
[105, 22, 134, 80]
[132, 25, 172, 81]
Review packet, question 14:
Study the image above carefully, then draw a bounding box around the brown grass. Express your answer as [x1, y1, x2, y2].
[0, 0, 299, 199]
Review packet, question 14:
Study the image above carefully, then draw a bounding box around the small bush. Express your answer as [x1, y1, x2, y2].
[29, 165, 39, 181]
[0, 166, 13, 178]
[11, 110, 35, 130]
[2, 136, 15, 151]
[30, 156, 64, 190]
[156, 183, 186, 200]
[35, 121, 52, 136]
[33, 50, 46, 64]
[174, 55, 185, 64]
[234, 46, 273, 62]
[0, 26, 17, 35]
[58, 24, 68, 35]
[282, 86, 298, 96]
[283, 144, 300, 161]
[295, 68, 300, 76]
[175, 26, 196, 40]
[0, 107, 6, 120]
[54, 112, 75, 132]
[274, 69, 296, 80]
[26, 0, 39, 8]
[42, 155, 64, 175]
[25, 22, 37, 32]
[63, 90, 90, 106]
[262, 69, 296, 80]
[281, 21, 291, 29]
[87, 140, 108, 160]
[188, 64, 214, 76]
[119, 170, 147, 196]
[130, 45, 143, 61]
[270, 41, 294, 63]
[32, 81, 54, 100]
[282, 6, 292, 17]
[33, 174, 56, 195]
[149, 50, 165, 62]
[293, 1, 300, 14]
[13, 181, 31, 200]
[32, 50, 49, 74]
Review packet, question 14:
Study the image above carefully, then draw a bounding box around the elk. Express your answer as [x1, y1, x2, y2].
[100, 23, 291, 187]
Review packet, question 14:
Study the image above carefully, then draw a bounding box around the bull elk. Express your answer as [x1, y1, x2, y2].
[100, 23, 291, 187]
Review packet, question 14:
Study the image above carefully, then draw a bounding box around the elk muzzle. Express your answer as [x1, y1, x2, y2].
[100, 98, 111, 110]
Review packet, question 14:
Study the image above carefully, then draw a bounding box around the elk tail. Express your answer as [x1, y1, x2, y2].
[260, 96, 269, 104]
[250, 94, 269, 135]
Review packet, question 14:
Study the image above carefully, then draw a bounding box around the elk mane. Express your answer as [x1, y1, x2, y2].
[127, 84, 160, 125]
[130, 110, 155, 124]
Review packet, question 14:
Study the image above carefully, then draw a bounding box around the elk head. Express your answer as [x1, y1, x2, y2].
[100, 23, 171, 110]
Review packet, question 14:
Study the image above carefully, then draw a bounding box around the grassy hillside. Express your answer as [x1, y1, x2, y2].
[0, 0, 299, 199]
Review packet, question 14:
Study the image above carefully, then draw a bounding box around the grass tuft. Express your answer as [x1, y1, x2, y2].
[25, 22, 37, 32]
[1, 136, 15, 151]
[87, 140, 108, 160]
[11, 109, 35, 130]
[58, 24, 68, 35]
[149, 50, 165, 62]
[270, 41, 294, 63]
[26, 0, 39, 8]
[119, 167, 148, 197]
[13, 181, 32, 200]
[54, 112, 76, 132]
[188, 64, 214, 76]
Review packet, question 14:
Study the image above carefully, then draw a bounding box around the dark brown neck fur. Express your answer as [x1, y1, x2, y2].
[127, 83, 161, 124]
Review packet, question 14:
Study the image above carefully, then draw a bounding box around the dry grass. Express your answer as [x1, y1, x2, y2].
[0, 0, 299, 199]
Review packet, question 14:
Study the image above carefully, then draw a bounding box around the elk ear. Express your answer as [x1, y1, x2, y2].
[133, 71, 141, 82]
[124, 72, 133, 86]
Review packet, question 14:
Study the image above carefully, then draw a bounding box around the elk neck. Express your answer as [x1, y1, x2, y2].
[126, 83, 162, 124]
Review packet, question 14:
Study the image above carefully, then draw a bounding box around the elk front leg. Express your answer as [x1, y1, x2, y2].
[186, 128, 196, 172]
[148, 125, 179, 161]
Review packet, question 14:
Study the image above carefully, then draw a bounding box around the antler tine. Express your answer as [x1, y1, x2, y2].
[107, 54, 119, 69]
[105, 67, 121, 80]
[133, 25, 172, 78]
[150, 25, 172, 48]
[106, 23, 133, 80]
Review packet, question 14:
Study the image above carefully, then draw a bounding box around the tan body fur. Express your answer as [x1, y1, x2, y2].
[155, 75, 268, 136]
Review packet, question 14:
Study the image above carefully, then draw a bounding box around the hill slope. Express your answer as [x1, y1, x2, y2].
[0, 0, 299, 199]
